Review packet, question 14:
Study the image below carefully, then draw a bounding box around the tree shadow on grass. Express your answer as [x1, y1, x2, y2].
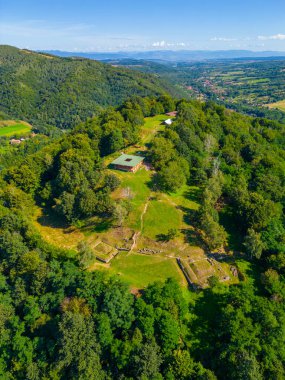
[156, 233, 171, 242]
[177, 205, 199, 227]
[37, 209, 70, 229]
[181, 228, 203, 246]
[38, 208, 113, 235]
[183, 186, 202, 204]
[233, 256, 265, 294]
[146, 173, 159, 192]
[91, 220, 113, 233]
[219, 206, 244, 251]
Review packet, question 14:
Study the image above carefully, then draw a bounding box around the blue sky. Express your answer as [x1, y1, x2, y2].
[1, 0, 285, 51]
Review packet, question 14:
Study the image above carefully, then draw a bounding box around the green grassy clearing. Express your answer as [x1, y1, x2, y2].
[141, 114, 168, 144]
[33, 208, 84, 251]
[142, 199, 182, 240]
[93, 251, 187, 289]
[235, 258, 262, 289]
[246, 78, 270, 84]
[168, 185, 201, 210]
[218, 71, 245, 77]
[0, 121, 32, 137]
[112, 167, 152, 230]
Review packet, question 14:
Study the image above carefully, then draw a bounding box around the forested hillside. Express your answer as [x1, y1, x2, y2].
[0, 95, 285, 379]
[0, 46, 179, 132]
[150, 100, 285, 252]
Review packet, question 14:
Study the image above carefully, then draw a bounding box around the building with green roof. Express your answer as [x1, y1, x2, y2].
[110, 154, 145, 172]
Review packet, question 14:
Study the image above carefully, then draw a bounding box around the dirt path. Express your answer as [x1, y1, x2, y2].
[128, 199, 150, 254]
[140, 200, 149, 231]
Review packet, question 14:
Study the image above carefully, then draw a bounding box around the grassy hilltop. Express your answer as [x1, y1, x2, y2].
[31, 113, 239, 290]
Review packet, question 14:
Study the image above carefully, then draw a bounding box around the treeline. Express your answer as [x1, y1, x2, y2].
[0, 45, 181, 132]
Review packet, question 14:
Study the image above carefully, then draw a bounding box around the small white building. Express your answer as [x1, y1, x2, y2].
[163, 118, 173, 126]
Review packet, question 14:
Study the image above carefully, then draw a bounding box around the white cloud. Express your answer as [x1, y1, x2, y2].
[258, 33, 285, 40]
[152, 40, 166, 47]
[152, 40, 186, 48]
[210, 37, 237, 42]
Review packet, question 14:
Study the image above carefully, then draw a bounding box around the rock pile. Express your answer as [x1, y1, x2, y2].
[138, 248, 163, 255]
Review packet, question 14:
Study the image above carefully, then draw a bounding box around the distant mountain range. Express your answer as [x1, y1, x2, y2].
[41, 49, 285, 62]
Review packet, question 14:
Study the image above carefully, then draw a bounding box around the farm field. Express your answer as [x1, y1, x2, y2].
[267, 99, 285, 112]
[185, 60, 285, 108]
[0, 120, 32, 137]
[33, 114, 241, 289]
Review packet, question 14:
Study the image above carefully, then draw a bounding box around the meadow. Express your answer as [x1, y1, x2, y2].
[0, 120, 32, 137]
[267, 99, 285, 112]
[91, 251, 187, 290]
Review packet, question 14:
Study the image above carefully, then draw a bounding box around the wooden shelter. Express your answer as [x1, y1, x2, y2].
[111, 154, 145, 172]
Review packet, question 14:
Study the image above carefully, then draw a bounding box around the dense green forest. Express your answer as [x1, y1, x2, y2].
[150, 100, 285, 253]
[0, 94, 284, 379]
[0, 46, 181, 132]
